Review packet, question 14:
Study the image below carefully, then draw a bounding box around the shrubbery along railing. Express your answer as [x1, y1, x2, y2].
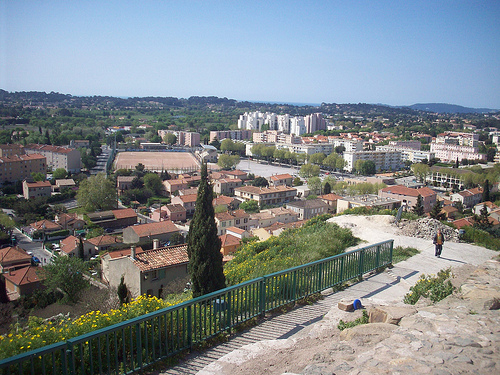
[0, 239, 393, 375]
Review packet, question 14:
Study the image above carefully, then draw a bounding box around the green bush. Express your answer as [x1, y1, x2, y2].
[224, 215, 360, 285]
[392, 246, 420, 264]
[403, 268, 455, 305]
[337, 310, 369, 331]
[461, 226, 500, 250]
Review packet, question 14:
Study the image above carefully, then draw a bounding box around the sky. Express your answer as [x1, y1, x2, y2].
[1, 1, 499, 109]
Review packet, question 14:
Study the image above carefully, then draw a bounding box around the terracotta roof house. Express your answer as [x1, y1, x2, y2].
[248, 207, 298, 229]
[0, 246, 32, 273]
[178, 187, 198, 196]
[450, 187, 483, 209]
[213, 195, 240, 211]
[87, 208, 137, 229]
[101, 243, 189, 298]
[54, 179, 76, 191]
[215, 209, 250, 235]
[171, 194, 197, 217]
[117, 176, 136, 195]
[440, 205, 459, 220]
[234, 185, 297, 206]
[379, 185, 437, 213]
[212, 178, 243, 195]
[222, 169, 248, 180]
[318, 193, 344, 214]
[55, 213, 85, 230]
[122, 220, 180, 245]
[286, 199, 329, 220]
[59, 235, 95, 259]
[473, 201, 498, 215]
[219, 233, 242, 257]
[87, 235, 123, 253]
[163, 179, 189, 194]
[336, 194, 401, 214]
[452, 216, 500, 229]
[3, 266, 45, 300]
[22, 180, 52, 200]
[267, 173, 293, 187]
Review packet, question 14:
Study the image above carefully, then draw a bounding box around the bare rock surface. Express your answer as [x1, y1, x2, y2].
[195, 216, 499, 375]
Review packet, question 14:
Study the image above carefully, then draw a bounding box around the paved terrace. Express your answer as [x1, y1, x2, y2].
[157, 215, 497, 374]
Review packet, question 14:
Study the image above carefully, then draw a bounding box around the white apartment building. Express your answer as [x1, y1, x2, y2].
[24, 144, 81, 173]
[377, 145, 434, 164]
[343, 150, 402, 172]
[388, 140, 421, 150]
[290, 117, 306, 135]
[275, 143, 334, 156]
[277, 114, 290, 133]
[329, 138, 364, 152]
[430, 143, 484, 163]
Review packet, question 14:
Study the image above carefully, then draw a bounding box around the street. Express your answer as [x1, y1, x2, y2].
[12, 228, 54, 266]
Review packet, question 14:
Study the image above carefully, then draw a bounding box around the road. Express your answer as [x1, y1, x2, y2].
[12, 228, 55, 266]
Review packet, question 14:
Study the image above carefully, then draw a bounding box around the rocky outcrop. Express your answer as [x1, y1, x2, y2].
[397, 217, 460, 242]
[199, 259, 500, 375]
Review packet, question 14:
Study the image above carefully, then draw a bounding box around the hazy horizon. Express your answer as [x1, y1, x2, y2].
[1, 1, 499, 109]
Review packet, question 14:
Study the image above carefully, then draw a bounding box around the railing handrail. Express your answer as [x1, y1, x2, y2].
[0, 239, 394, 374]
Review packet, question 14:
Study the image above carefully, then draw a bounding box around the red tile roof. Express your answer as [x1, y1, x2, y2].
[132, 244, 189, 272]
[0, 246, 31, 265]
[87, 235, 122, 247]
[179, 194, 197, 203]
[131, 220, 179, 237]
[25, 181, 51, 188]
[112, 208, 137, 219]
[60, 235, 81, 254]
[319, 193, 343, 201]
[166, 204, 186, 213]
[380, 185, 435, 198]
[269, 173, 293, 181]
[107, 247, 145, 259]
[219, 234, 241, 248]
[29, 219, 63, 231]
[3, 266, 44, 286]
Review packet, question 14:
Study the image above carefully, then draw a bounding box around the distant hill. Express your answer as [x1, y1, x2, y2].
[408, 103, 498, 114]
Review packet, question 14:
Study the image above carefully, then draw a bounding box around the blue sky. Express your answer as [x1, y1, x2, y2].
[1, 1, 499, 108]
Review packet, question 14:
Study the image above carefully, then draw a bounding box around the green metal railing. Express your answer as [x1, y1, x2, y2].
[0, 239, 393, 375]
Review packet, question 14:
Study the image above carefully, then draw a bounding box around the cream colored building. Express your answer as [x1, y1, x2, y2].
[0, 154, 46, 184]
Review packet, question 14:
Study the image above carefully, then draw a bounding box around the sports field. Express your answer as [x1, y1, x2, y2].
[114, 151, 200, 173]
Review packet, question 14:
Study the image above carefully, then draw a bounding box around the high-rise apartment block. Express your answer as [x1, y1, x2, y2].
[24, 144, 81, 173]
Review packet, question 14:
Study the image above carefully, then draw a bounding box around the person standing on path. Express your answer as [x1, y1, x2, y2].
[433, 229, 445, 258]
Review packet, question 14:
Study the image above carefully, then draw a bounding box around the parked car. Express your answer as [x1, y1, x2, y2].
[31, 256, 41, 264]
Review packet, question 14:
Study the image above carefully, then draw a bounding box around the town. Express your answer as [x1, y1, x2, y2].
[0, 91, 499, 371]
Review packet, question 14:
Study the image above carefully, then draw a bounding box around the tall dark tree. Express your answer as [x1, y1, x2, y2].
[483, 179, 490, 202]
[78, 236, 84, 259]
[323, 181, 331, 195]
[117, 275, 129, 305]
[429, 200, 443, 220]
[187, 162, 226, 297]
[412, 194, 424, 216]
[473, 205, 492, 230]
[0, 277, 9, 303]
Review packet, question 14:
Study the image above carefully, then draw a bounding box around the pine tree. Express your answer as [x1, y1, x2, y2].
[412, 194, 424, 216]
[429, 200, 443, 220]
[117, 275, 129, 305]
[187, 161, 226, 298]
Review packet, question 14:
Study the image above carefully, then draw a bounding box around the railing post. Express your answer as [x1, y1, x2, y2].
[340, 256, 345, 284]
[292, 271, 297, 302]
[389, 240, 394, 267]
[317, 263, 323, 292]
[358, 249, 364, 281]
[226, 291, 232, 332]
[187, 305, 192, 350]
[376, 245, 381, 270]
[259, 277, 266, 316]
[136, 322, 142, 369]
[63, 344, 71, 375]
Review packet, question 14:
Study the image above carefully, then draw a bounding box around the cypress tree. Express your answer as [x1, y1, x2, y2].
[429, 200, 443, 220]
[483, 179, 490, 202]
[187, 161, 226, 297]
[117, 275, 129, 305]
[323, 181, 331, 195]
[0, 277, 9, 303]
[78, 236, 84, 260]
[412, 194, 424, 216]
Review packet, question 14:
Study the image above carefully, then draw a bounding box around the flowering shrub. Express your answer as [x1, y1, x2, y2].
[403, 268, 455, 305]
[0, 294, 190, 360]
[225, 217, 360, 285]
